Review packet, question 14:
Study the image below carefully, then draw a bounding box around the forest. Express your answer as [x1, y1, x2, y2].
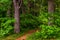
[0, 0, 60, 40]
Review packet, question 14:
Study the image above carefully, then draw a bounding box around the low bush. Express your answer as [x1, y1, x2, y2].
[20, 14, 40, 31]
[0, 18, 15, 37]
[27, 25, 60, 40]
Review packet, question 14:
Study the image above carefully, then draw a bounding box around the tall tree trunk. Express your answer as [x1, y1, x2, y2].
[7, 8, 10, 17]
[28, 0, 31, 13]
[22, 0, 26, 14]
[48, 0, 54, 26]
[13, 0, 20, 33]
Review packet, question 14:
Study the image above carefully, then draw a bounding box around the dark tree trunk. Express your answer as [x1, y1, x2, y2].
[28, 0, 31, 13]
[21, 0, 26, 14]
[7, 8, 10, 17]
[13, 0, 20, 33]
[48, 0, 54, 26]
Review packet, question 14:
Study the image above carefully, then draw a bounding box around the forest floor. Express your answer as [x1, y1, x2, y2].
[0, 29, 59, 40]
[0, 29, 38, 40]
[16, 29, 38, 40]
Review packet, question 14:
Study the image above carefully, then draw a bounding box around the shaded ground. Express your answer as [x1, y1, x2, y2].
[16, 29, 38, 40]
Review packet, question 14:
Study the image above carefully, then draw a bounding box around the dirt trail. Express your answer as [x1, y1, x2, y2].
[16, 29, 38, 40]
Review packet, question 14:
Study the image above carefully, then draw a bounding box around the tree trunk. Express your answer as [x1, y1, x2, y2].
[28, 0, 31, 13]
[48, 0, 54, 26]
[13, 0, 20, 33]
[22, 0, 26, 14]
[7, 8, 10, 17]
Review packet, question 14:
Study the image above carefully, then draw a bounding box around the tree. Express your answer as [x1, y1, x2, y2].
[13, 0, 20, 33]
[48, 0, 54, 26]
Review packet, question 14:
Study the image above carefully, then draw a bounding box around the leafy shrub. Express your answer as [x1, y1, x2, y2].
[20, 14, 40, 31]
[53, 12, 60, 26]
[38, 12, 48, 25]
[0, 18, 15, 37]
[27, 25, 60, 40]
[38, 12, 60, 26]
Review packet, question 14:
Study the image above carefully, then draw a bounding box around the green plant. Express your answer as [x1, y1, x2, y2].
[53, 12, 60, 27]
[0, 18, 15, 37]
[27, 25, 60, 40]
[20, 14, 40, 31]
[38, 12, 48, 25]
[39, 25, 60, 39]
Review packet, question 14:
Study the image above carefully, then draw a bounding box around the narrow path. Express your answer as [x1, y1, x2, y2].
[16, 29, 38, 40]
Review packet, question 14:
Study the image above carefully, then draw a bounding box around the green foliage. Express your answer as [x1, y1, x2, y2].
[0, 0, 12, 10]
[0, 18, 15, 37]
[20, 14, 40, 31]
[38, 12, 48, 25]
[27, 25, 60, 40]
[53, 12, 60, 26]
[1, 0, 60, 39]
[39, 25, 60, 39]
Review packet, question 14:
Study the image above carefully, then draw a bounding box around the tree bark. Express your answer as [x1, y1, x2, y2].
[13, 0, 20, 33]
[48, 0, 54, 26]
